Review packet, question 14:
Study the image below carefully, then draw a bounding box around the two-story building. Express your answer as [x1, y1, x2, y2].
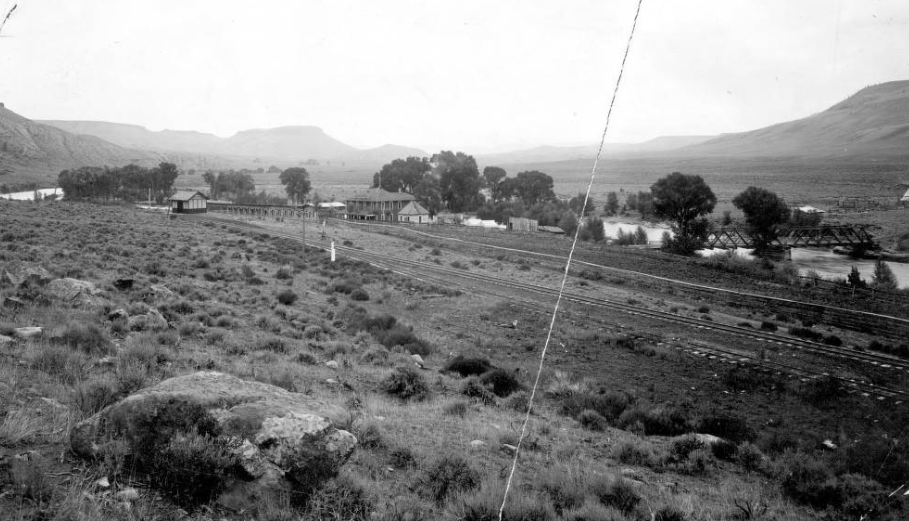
[344, 188, 415, 221]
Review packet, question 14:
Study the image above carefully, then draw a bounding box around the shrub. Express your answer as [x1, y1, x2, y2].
[304, 473, 374, 521]
[619, 405, 692, 436]
[736, 442, 764, 471]
[654, 506, 687, 521]
[578, 410, 609, 431]
[444, 356, 494, 377]
[697, 413, 754, 443]
[275, 267, 293, 280]
[823, 334, 842, 346]
[461, 377, 497, 406]
[680, 448, 714, 475]
[759, 321, 777, 331]
[502, 391, 531, 413]
[800, 375, 846, 406]
[776, 451, 840, 508]
[612, 440, 658, 467]
[669, 435, 705, 462]
[349, 288, 370, 301]
[420, 455, 479, 504]
[276, 289, 298, 305]
[479, 368, 522, 397]
[382, 366, 430, 401]
[462, 483, 556, 521]
[536, 468, 586, 515]
[590, 478, 640, 515]
[74, 379, 119, 416]
[50, 322, 111, 355]
[789, 327, 823, 342]
[560, 392, 632, 423]
[443, 401, 469, 418]
[125, 399, 241, 507]
[710, 439, 739, 461]
[562, 501, 627, 521]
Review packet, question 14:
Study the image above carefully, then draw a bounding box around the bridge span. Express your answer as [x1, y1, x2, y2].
[705, 225, 876, 250]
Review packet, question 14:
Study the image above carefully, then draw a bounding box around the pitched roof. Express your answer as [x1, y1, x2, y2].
[346, 187, 415, 202]
[169, 190, 208, 202]
[398, 201, 429, 215]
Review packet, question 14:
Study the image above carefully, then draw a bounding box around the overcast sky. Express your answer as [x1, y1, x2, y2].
[1, 0, 907, 152]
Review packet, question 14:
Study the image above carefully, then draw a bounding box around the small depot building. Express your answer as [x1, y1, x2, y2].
[168, 191, 208, 214]
[398, 201, 434, 224]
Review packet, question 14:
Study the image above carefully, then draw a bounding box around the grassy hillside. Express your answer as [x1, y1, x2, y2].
[0, 201, 907, 520]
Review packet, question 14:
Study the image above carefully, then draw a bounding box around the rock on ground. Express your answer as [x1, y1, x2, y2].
[0, 262, 52, 287]
[46, 278, 107, 308]
[70, 371, 356, 506]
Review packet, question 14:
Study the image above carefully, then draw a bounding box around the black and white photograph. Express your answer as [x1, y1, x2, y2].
[1, 1, 908, 520]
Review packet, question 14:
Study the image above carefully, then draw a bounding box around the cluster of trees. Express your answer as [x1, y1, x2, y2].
[847, 260, 899, 291]
[372, 153, 559, 216]
[58, 162, 179, 203]
[201, 167, 312, 206]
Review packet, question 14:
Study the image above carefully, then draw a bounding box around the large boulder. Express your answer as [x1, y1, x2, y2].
[45, 278, 107, 308]
[70, 372, 356, 506]
[127, 309, 168, 331]
[0, 262, 52, 287]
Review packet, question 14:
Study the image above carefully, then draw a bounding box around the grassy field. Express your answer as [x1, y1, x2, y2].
[1, 200, 908, 520]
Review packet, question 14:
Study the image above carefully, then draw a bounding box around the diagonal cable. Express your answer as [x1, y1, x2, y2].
[497, 1, 645, 519]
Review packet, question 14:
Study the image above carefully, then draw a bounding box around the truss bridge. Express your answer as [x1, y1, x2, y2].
[704, 225, 876, 250]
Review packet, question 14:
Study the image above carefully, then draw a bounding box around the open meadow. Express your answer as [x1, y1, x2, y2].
[1, 199, 908, 520]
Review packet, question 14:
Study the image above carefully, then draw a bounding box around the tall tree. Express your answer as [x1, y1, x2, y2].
[568, 192, 596, 216]
[432, 151, 482, 212]
[651, 172, 717, 254]
[413, 175, 443, 217]
[871, 259, 899, 290]
[373, 156, 431, 193]
[513, 170, 555, 206]
[604, 192, 619, 216]
[483, 166, 508, 203]
[732, 186, 790, 252]
[280, 167, 311, 206]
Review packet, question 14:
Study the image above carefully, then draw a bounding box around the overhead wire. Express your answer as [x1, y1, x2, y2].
[497, 1, 645, 519]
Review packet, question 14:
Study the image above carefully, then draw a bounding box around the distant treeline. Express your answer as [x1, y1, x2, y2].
[201, 170, 287, 205]
[58, 163, 179, 203]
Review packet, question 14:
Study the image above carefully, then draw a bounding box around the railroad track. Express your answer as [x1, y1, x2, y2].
[185, 214, 909, 401]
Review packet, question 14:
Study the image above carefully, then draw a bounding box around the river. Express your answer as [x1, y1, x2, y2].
[603, 221, 909, 289]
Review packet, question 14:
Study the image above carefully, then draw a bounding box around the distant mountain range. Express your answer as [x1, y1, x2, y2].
[2, 81, 908, 181]
[38, 120, 426, 164]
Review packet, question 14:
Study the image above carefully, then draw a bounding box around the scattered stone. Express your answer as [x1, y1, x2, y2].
[326, 378, 338, 385]
[692, 433, 723, 446]
[0, 334, 14, 347]
[97, 356, 117, 368]
[411, 354, 425, 368]
[149, 284, 173, 298]
[373, 416, 385, 422]
[3, 296, 25, 309]
[470, 440, 486, 449]
[46, 278, 107, 308]
[107, 308, 129, 321]
[95, 477, 110, 489]
[821, 439, 837, 450]
[117, 487, 140, 502]
[128, 309, 168, 331]
[325, 360, 340, 370]
[13, 326, 42, 339]
[70, 371, 356, 506]
[501, 443, 517, 455]
[1, 262, 52, 287]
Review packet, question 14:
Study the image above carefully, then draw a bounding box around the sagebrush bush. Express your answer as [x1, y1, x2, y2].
[578, 409, 609, 431]
[535, 468, 586, 515]
[382, 366, 430, 401]
[420, 455, 479, 504]
[461, 482, 556, 521]
[736, 442, 764, 471]
[50, 322, 111, 355]
[444, 355, 494, 377]
[276, 289, 298, 305]
[654, 506, 687, 521]
[461, 377, 497, 406]
[349, 288, 370, 301]
[303, 473, 374, 520]
[619, 405, 692, 436]
[612, 440, 659, 468]
[590, 478, 640, 515]
[479, 368, 522, 397]
[560, 392, 632, 423]
[697, 413, 754, 443]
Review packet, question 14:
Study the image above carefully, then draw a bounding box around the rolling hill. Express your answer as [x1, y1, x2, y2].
[0, 105, 160, 177]
[676, 81, 909, 158]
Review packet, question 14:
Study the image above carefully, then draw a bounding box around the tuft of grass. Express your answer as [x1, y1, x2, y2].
[444, 355, 494, 377]
[382, 366, 430, 401]
[419, 455, 480, 504]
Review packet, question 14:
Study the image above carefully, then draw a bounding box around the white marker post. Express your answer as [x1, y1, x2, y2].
[330, 240, 336, 263]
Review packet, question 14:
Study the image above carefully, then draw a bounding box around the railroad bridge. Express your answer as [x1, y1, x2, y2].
[208, 202, 315, 219]
[704, 225, 876, 250]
